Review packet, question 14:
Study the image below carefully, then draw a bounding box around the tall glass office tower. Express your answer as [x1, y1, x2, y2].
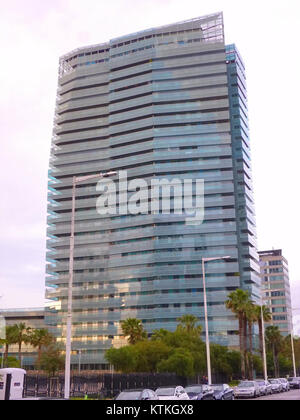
[46, 12, 261, 369]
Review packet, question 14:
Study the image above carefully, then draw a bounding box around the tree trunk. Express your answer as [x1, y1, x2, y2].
[239, 315, 246, 379]
[248, 321, 253, 380]
[4, 343, 9, 366]
[18, 342, 22, 363]
[258, 320, 263, 357]
[37, 346, 42, 367]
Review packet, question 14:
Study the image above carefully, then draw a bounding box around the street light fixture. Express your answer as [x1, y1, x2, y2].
[64, 171, 117, 399]
[201, 255, 231, 385]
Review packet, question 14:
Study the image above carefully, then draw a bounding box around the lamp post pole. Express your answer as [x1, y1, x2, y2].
[290, 308, 300, 377]
[201, 256, 231, 385]
[64, 171, 117, 399]
[290, 329, 297, 378]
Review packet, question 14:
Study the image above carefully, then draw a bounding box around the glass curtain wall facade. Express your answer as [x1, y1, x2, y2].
[46, 12, 260, 369]
[226, 44, 261, 296]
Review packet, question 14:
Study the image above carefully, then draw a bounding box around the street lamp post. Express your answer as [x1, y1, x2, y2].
[290, 329, 297, 378]
[291, 308, 300, 377]
[64, 171, 117, 399]
[201, 256, 231, 385]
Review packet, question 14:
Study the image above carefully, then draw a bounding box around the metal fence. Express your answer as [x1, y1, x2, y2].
[23, 371, 229, 399]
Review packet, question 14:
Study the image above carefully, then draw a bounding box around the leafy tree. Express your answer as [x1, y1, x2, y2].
[105, 315, 245, 380]
[4, 356, 21, 368]
[251, 354, 263, 376]
[39, 344, 64, 377]
[226, 350, 241, 380]
[134, 340, 171, 373]
[120, 318, 147, 345]
[153, 326, 206, 376]
[225, 289, 251, 378]
[282, 334, 300, 372]
[278, 353, 292, 376]
[294, 336, 300, 372]
[210, 344, 234, 377]
[157, 348, 194, 377]
[105, 346, 138, 373]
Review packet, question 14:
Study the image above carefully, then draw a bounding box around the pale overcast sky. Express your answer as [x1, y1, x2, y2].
[0, 0, 299, 334]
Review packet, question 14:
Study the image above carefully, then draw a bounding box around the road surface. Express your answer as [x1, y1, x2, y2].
[248, 389, 300, 400]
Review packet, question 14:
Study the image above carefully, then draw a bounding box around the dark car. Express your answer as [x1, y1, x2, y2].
[185, 384, 214, 400]
[115, 389, 158, 400]
[210, 384, 235, 400]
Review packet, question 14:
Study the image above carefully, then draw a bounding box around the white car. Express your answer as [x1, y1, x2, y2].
[278, 378, 290, 391]
[234, 381, 260, 399]
[255, 380, 272, 396]
[269, 379, 282, 393]
[155, 386, 189, 400]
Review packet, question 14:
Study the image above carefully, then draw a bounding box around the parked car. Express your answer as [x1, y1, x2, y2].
[210, 384, 235, 400]
[278, 378, 290, 391]
[287, 377, 300, 389]
[185, 384, 214, 400]
[155, 386, 189, 400]
[255, 380, 273, 396]
[234, 381, 261, 399]
[115, 389, 158, 400]
[268, 379, 283, 393]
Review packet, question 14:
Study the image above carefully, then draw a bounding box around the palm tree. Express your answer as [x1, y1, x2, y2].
[265, 325, 282, 377]
[29, 328, 54, 367]
[254, 305, 272, 357]
[120, 318, 147, 345]
[3, 325, 18, 366]
[14, 323, 31, 364]
[226, 289, 251, 379]
[176, 314, 202, 336]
